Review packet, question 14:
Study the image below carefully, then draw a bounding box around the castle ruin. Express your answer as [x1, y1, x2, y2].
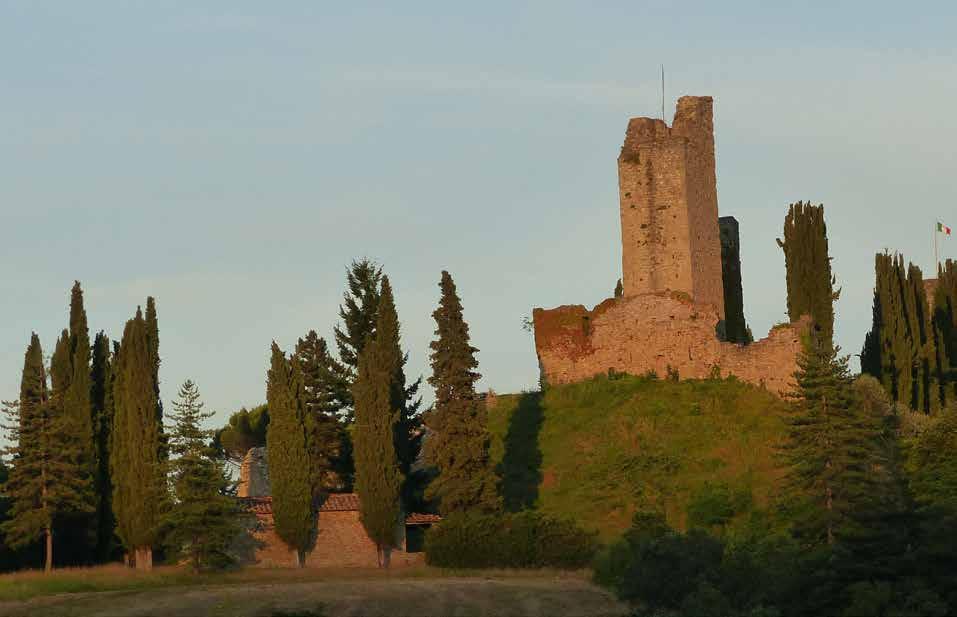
[533, 96, 807, 394]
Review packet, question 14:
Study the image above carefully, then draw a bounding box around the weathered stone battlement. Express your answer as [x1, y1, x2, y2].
[534, 96, 805, 395]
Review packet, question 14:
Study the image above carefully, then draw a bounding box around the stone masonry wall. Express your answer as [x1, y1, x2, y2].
[533, 294, 807, 395]
[250, 510, 424, 568]
[618, 96, 725, 318]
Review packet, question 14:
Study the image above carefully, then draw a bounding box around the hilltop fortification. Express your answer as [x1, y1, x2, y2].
[533, 97, 806, 394]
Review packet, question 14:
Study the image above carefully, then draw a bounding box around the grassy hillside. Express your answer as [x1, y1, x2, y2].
[487, 375, 791, 541]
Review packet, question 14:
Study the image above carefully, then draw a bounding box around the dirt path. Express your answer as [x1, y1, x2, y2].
[0, 577, 628, 617]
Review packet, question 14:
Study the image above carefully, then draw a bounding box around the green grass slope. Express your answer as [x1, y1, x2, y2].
[488, 375, 791, 540]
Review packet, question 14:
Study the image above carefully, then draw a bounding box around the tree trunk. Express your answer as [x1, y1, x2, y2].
[44, 528, 53, 574]
[382, 546, 391, 569]
[135, 546, 153, 571]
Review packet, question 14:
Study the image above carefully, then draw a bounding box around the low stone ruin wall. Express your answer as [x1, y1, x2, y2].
[533, 293, 807, 395]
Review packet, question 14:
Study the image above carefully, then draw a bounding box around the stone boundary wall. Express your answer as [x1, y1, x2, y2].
[249, 510, 425, 569]
[533, 293, 808, 395]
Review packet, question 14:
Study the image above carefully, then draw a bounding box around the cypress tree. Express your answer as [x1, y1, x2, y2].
[111, 310, 166, 570]
[352, 280, 405, 567]
[57, 282, 98, 563]
[777, 202, 838, 344]
[145, 297, 165, 456]
[863, 254, 944, 412]
[265, 343, 314, 567]
[334, 259, 383, 387]
[91, 332, 115, 562]
[423, 271, 500, 515]
[163, 380, 248, 571]
[50, 330, 71, 396]
[295, 331, 349, 493]
[375, 277, 422, 483]
[1, 334, 94, 573]
[932, 260, 957, 403]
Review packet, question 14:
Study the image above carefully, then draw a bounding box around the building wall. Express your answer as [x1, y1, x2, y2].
[533, 294, 807, 395]
[618, 96, 724, 318]
[250, 511, 426, 568]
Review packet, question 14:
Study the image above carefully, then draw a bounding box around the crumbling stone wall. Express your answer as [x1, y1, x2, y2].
[618, 96, 724, 318]
[533, 295, 807, 394]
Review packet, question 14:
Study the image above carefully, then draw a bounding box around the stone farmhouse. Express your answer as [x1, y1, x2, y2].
[533, 96, 807, 394]
[237, 447, 439, 568]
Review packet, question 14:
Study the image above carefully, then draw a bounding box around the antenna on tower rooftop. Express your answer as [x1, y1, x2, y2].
[661, 64, 665, 121]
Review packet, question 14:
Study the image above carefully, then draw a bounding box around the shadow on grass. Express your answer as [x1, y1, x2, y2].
[498, 392, 545, 512]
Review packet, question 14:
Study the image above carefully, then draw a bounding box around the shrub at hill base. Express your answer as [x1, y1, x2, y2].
[424, 511, 597, 569]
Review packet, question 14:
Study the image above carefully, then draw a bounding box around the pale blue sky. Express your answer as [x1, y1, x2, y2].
[2, 2, 956, 426]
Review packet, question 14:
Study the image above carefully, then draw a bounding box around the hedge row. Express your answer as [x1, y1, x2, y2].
[424, 511, 597, 569]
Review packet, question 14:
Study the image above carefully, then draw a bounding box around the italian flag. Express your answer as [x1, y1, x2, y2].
[940, 222, 952, 236]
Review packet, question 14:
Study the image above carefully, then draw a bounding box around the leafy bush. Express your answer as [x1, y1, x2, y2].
[686, 482, 752, 529]
[424, 511, 597, 569]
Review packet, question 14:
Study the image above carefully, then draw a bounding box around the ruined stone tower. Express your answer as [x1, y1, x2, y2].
[618, 96, 724, 317]
[532, 95, 808, 395]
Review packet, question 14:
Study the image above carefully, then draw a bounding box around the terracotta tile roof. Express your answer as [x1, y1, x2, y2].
[238, 494, 441, 525]
[320, 493, 360, 511]
[405, 512, 442, 525]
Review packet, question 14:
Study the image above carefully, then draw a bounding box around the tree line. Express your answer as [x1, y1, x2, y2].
[0, 260, 504, 573]
[264, 265, 499, 567]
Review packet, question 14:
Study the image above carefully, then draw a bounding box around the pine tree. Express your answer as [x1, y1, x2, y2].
[783, 337, 908, 603]
[265, 343, 314, 567]
[352, 282, 404, 566]
[777, 202, 839, 344]
[423, 271, 500, 515]
[1, 334, 94, 573]
[295, 331, 349, 493]
[213, 405, 269, 465]
[111, 310, 166, 570]
[91, 332, 115, 562]
[335, 259, 383, 382]
[163, 380, 248, 571]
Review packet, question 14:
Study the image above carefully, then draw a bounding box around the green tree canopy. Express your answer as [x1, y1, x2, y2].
[423, 271, 500, 515]
[110, 310, 166, 570]
[162, 380, 249, 571]
[265, 343, 314, 566]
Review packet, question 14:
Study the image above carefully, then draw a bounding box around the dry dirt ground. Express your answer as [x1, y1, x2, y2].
[0, 576, 629, 617]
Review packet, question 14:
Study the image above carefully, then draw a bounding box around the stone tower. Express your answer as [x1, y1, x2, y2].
[617, 96, 725, 317]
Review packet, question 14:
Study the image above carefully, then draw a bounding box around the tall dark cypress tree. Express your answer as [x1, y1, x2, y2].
[265, 343, 314, 567]
[1, 334, 93, 573]
[375, 278, 422, 496]
[91, 332, 115, 562]
[777, 202, 838, 345]
[144, 297, 165, 455]
[111, 310, 165, 570]
[352, 281, 404, 567]
[56, 282, 98, 563]
[423, 271, 500, 515]
[295, 331, 349, 493]
[863, 253, 944, 413]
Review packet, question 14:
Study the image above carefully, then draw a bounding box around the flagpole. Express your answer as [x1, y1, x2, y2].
[934, 222, 940, 278]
